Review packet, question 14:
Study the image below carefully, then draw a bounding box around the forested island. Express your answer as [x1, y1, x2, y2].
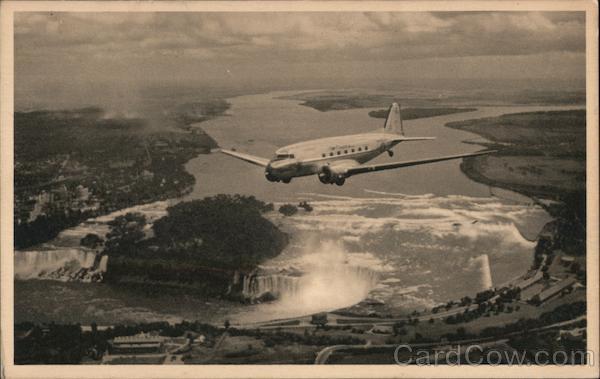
[14, 100, 229, 249]
[102, 195, 288, 298]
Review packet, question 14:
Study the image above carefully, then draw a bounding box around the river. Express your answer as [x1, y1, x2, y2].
[14, 90, 582, 325]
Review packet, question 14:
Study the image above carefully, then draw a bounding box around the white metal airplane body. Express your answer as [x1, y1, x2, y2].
[215, 103, 494, 186]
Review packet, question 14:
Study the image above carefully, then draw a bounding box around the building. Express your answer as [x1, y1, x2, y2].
[560, 256, 575, 266]
[559, 328, 586, 342]
[537, 278, 578, 302]
[109, 333, 165, 355]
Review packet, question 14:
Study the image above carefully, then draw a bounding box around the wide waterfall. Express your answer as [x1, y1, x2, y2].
[14, 249, 108, 282]
[14, 201, 169, 283]
[243, 273, 300, 300]
[242, 239, 381, 313]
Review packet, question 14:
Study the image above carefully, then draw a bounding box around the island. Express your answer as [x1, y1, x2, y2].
[103, 194, 288, 299]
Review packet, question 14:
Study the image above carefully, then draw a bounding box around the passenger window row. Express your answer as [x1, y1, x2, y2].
[321, 146, 368, 158]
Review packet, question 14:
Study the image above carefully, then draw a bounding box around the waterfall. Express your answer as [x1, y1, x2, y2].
[98, 255, 109, 273]
[14, 249, 108, 282]
[480, 254, 493, 289]
[469, 254, 493, 290]
[14, 200, 167, 283]
[242, 273, 300, 299]
[242, 264, 379, 306]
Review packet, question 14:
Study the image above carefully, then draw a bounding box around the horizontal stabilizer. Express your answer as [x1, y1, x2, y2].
[346, 150, 496, 177]
[219, 149, 270, 167]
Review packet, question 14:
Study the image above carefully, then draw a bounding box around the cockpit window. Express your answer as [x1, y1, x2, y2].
[273, 153, 295, 161]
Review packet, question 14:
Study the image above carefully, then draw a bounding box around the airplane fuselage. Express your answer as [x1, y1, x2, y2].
[265, 132, 400, 184]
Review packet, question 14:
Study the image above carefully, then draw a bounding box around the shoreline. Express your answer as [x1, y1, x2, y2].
[441, 108, 586, 278]
[14, 94, 584, 326]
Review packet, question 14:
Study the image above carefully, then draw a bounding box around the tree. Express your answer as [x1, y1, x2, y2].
[151, 195, 287, 269]
[310, 313, 328, 329]
[460, 296, 472, 306]
[298, 201, 313, 212]
[529, 294, 542, 306]
[80, 233, 104, 249]
[278, 204, 298, 216]
[570, 262, 581, 273]
[103, 212, 146, 256]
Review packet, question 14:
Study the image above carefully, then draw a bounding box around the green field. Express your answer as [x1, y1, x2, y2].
[446, 110, 585, 198]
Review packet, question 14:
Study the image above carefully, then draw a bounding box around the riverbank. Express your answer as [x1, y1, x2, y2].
[446, 109, 586, 259]
[280, 88, 585, 112]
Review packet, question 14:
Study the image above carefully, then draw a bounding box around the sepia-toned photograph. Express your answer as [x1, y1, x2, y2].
[1, 1, 598, 377]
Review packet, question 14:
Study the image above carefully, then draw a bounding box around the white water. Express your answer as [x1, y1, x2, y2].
[235, 240, 380, 322]
[15, 249, 97, 279]
[14, 201, 169, 282]
[228, 193, 549, 322]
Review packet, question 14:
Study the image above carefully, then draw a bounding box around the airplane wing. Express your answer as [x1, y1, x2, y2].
[219, 149, 270, 167]
[345, 150, 496, 178]
[392, 136, 436, 142]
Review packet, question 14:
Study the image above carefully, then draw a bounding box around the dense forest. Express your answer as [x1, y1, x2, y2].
[103, 195, 287, 296]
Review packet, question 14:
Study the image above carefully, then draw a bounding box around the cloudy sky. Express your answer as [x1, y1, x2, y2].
[15, 11, 586, 105]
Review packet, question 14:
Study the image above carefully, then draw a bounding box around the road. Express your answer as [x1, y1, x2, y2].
[314, 315, 586, 364]
[235, 302, 481, 330]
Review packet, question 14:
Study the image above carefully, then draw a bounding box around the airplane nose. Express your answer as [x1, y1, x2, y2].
[265, 162, 278, 182]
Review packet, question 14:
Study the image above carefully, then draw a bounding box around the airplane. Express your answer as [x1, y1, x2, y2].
[213, 103, 495, 186]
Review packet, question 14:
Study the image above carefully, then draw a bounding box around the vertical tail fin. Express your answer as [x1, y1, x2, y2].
[384, 102, 404, 135]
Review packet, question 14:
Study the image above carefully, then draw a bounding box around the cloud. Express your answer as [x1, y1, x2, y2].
[15, 11, 585, 62]
[13, 10, 585, 99]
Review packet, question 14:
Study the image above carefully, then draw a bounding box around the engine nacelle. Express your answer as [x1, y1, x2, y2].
[265, 172, 279, 182]
[318, 165, 347, 186]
